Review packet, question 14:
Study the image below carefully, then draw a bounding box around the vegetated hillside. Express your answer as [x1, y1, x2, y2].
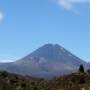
[0, 71, 46, 90]
[0, 68, 90, 90]
[0, 44, 86, 78]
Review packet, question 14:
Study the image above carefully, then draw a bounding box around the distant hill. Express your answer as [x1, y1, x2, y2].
[0, 44, 87, 78]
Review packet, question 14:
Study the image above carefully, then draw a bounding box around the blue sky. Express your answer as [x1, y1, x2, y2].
[0, 0, 90, 62]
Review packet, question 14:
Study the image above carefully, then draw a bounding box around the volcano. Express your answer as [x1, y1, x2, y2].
[0, 44, 86, 78]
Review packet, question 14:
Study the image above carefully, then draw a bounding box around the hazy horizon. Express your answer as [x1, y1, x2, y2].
[0, 0, 90, 62]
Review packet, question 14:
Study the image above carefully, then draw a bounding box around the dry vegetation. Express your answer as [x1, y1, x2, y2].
[0, 66, 90, 90]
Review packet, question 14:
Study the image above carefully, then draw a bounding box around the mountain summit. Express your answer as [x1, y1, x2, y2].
[16, 44, 86, 66]
[0, 44, 86, 78]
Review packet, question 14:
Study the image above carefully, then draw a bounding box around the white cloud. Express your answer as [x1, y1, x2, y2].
[0, 59, 13, 63]
[0, 11, 4, 23]
[57, 0, 72, 9]
[57, 0, 90, 10]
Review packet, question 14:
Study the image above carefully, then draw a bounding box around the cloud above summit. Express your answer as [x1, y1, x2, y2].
[0, 11, 4, 23]
[57, 0, 90, 10]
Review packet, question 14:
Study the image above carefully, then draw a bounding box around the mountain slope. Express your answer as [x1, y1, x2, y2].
[0, 44, 87, 78]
